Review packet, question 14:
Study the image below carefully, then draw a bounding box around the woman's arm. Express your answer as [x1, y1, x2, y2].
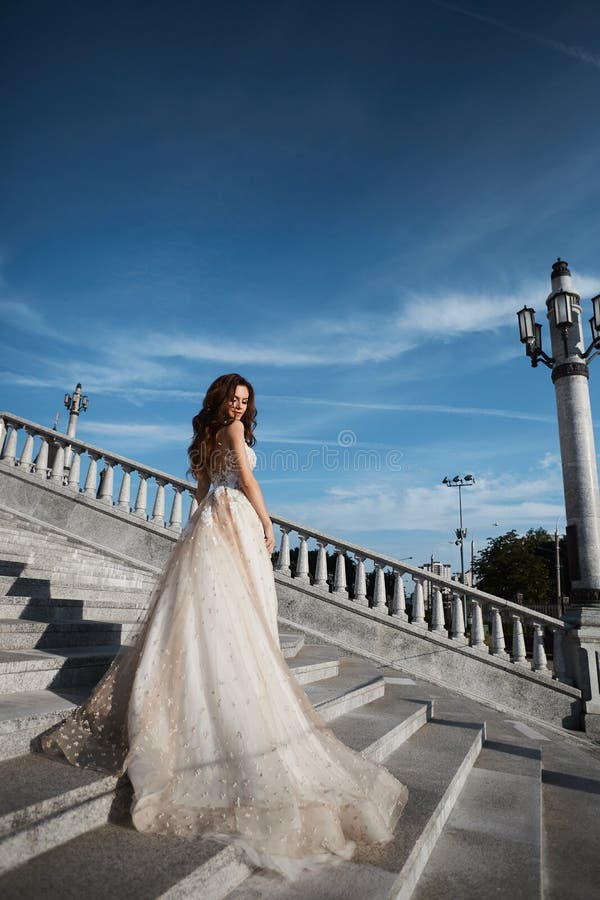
[194, 468, 211, 503]
[227, 420, 275, 553]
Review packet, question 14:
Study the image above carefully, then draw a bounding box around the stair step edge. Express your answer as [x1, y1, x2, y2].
[391, 724, 485, 900]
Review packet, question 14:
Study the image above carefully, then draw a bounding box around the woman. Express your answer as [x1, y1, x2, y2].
[42, 373, 407, 878]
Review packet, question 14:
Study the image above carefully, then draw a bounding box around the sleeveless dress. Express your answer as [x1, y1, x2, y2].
[41, 444, 407, 877]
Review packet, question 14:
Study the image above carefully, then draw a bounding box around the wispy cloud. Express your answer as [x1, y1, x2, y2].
[0, 299, 69, 343]
[83, 420, 191, 441]
[280, 468, 564, 538]
[3, 267, 599, 395]
[262, 394, 555, 424]
[573, 273, 600, 298]
[433, 1, 600, 71]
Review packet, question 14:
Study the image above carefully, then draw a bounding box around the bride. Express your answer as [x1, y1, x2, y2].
[42, 373, 407, 877]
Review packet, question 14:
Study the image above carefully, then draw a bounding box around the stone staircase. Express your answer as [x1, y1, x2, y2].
[0, 508, 598, 896]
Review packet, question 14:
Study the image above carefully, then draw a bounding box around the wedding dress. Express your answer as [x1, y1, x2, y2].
[42, 444, 407, 877]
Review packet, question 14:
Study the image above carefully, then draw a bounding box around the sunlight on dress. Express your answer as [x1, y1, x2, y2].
[41, 445, 407, 878]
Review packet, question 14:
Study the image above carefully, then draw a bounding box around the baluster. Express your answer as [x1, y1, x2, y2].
[151, 479, 166, 525]
[188, 495, 198, 518]
[295, 534, 310, 582]
[450, 591, 467, 643]
[34, 437, 49, 479]
[314, 542, 329, 588]
[353, 555, 367, 605]
[333, 550, 348, 597]
[168, 488, 183, 532]
[83, 452, 100, 496]
[372, 565, 387, 612]
[0, 417, 6, 454]
[1, 424, 19, 465]
[50, 439, 66, 483]
[431, 587, 447, 636]
[470, 600, 487, 651]
[390, 571, 408, 620]
[490, 607, 509, 659]
[18, 429, 35, 471]
[532, 624, 550, 676]
[276, 527, 291, 575]
[97, 460, 114, 503]
[64, 443, 73, 470]
[552, 628, 571, 684]
[68, 448, 82, 491]
[512, 615, 528, 667]
[117, 465, 133, 509]
[411, 577, 426, 627]
[133, 473, 149, 518]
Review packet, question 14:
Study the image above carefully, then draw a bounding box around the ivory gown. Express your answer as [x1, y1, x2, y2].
[42, 445, 407, 877]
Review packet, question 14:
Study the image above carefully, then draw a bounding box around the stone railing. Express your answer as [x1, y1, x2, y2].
[0, 411, 569, 685]
[269, 515, 570, 685]
[0, 413, 198, 532]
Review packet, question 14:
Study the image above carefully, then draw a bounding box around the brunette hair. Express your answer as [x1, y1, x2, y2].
[187, 373, 257, 479]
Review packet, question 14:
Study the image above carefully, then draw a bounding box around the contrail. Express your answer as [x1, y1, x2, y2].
[432, 1, 600, 70]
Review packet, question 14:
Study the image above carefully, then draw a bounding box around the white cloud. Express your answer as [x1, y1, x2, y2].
[0, 299, 69, 343]
[262, 394, 555, 424]
[573, 273, 600, 299]
[82, 420, 191, 446]
[277, 469, 564, 539]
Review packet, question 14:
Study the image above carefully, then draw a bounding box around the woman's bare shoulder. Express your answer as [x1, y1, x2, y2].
[224, 420, 245, 444]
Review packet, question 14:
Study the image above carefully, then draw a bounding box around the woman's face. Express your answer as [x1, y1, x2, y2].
[229, 384, 249, 421]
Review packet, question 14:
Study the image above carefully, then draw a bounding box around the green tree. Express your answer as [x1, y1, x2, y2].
[473, 528, 555, 607]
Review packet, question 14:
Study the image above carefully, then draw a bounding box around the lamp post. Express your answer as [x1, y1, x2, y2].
[63, 383, 89, 468]
[517, 259, 600, 737]
[516, 260, 600, 605]
[64, 383, 89, 439]
[442, 474, 475, 619]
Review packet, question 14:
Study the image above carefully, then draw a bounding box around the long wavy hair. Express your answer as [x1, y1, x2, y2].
[187, 373, 257, 479]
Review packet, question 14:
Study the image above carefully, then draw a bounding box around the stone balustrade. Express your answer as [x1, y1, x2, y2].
[0, 413, 196, 534]
[1, 411, 569, 686]
[270, 512, 570, 686]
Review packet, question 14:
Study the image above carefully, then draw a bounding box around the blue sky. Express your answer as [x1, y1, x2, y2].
[2, 0, 600, 571]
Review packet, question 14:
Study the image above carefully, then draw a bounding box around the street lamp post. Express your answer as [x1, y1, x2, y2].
[442, 474, 475, 619]
[517, 258, 600, 737]
[63, 383, 89, 468]
[64, 383, 89, 439]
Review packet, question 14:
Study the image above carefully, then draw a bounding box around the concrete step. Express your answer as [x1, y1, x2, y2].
[0, 680, 432, 898]
[0, 646, 117, 693]
[0, 644, 338, 695]
[413, 734, 542, 900]
[0, 557, 156, 585]
[228, 700, 485, 900]
[0, 595, 148, 622]
[0, 644, 345, 759]
[0, 530, 153, 560]
[0, 822, 252, 900]
[302, 645, 385, 722]
[0, 507, 162, 577]
[0, 568, 154, 592]
[0, 618, 139, 650]
[0, 753, 121, 874]
[0, 528, 148, 565]
[0, 655, 390, 876]
[327, 683, 433, 763]
[286, 644, 340, 686]
[278, 632, 304, 659]
[0, 579, 152, 602]
[0, 687, 88, 761]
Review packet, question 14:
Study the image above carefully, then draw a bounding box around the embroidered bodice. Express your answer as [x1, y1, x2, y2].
[211, 444, 257, 489]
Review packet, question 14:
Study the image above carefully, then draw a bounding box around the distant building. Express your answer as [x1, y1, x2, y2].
[421, 560, 452, 608]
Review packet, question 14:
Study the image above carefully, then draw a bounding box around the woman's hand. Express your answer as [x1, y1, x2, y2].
[264, 523, 276, 555]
